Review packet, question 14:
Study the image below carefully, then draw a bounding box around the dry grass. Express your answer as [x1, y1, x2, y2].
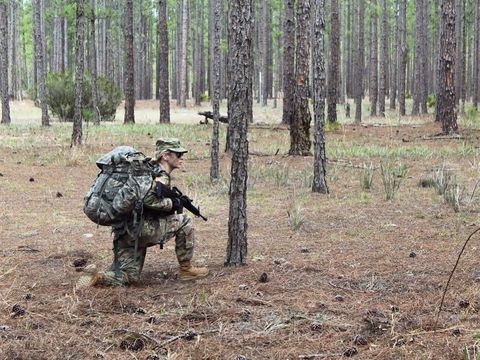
[2, 100, 480, 359]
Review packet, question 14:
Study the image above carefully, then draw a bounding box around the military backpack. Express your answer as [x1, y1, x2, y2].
[83, 146, 154, 227]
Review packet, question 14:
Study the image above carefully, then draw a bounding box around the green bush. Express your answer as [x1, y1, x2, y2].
[46, 72, 91, 122]
[96, 77, 122, 121]
[427, 94, 436, 108]
[46, 72, 121, 122]
[465, 105, 478, 124]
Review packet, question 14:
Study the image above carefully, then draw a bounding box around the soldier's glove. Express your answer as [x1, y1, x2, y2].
[171, 197, 184, 214]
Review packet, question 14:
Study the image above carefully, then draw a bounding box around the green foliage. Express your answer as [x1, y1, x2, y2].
[288, 205, 304, 232]
[464, 105, 478, 124]
[360, 161, 375, 190]
[46, 72, 121, 122]
[325, 121, 342, 132]
[96, 77, 123, 121]
[46, 72, 90, 121]
[427, 94, 436, 108]
[379, 161, 408, 200]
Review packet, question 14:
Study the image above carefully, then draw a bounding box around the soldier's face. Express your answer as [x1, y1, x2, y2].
[165, 151, 184, 170]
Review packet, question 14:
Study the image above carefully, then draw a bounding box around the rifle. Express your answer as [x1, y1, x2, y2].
[156, 182, 208, 221]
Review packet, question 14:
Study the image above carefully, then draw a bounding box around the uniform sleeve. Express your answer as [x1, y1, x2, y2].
[143, 177, 173, 213]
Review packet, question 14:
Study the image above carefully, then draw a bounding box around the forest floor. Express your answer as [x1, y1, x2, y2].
[2, 100, 480, 359]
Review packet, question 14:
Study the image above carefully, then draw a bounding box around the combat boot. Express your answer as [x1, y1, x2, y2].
[75, 264, 103, 290]
[178, 260, 209, 281]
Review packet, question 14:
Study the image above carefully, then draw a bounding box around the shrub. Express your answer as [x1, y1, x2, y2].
[96, 77, 122, 121]
[464, 105, 478, 124]
[46, 72, 121, 122]
[360, 161, 375, 190]
[427, 94, 436, 108]
[379, 161, 408, 200]
[46, 72, 91, 122]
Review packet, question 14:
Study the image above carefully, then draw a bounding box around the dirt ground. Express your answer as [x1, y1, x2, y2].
[2, 102, 480, 359]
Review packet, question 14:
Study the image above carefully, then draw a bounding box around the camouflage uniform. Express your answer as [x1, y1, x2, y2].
[96, 140, 195, 286]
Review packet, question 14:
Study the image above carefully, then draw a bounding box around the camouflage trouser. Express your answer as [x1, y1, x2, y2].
[98, 213, 195, 286]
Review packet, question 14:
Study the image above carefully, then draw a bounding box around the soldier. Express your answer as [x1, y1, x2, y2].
[76, 138, 209, 289]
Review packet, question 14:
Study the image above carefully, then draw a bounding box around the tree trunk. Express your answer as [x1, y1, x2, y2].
[369, 0, 378, 117]
[312, 0, 328, 194]
[0, 0, 10, 124]
[436, 0, 457, 134]
[289, 0, 312, 155]
[71, 0, 85, 146]
[210, 0, 221, 181]
[474, 0, 480, 109]
[327, 0, 340, 122]
[124, 0, 135, 123]
[90, 0, 100, 125]
[398, 0, 407, 116]
[158, 0, 170, 123]
[261, 0, 268, 106]
[354, 0, 365, 123]
[412, 0, 424, 115]
[390, 3, 398, 110]
[378, 0, 387, 116]
[179, 0, 188, 107]
[282, 0, 295, 125]
[33, 0, 49, 126]
[225, 0, 252, 267]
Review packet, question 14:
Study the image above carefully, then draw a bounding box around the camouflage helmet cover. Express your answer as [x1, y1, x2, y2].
[155, 138, 188, 160]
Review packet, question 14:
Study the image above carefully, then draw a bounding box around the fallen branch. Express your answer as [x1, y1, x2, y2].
[153, 328, 219, 350]
[299, 353, 343, 359]
[435, 227, 480, 329]
[327, 280, 354, 293]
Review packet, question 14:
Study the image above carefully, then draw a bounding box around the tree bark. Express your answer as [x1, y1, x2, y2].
[33, 0, 49, 126]
[327, 0, 340, 122]
[225, 0, 252, 266]
[124, 0, 135, 124]
[390, 3, 398, 110]
[157, 0, 170, 123]
[90, 0, 100, 125]
[412, 0, 424, 115]
[474, 0, 480, 109]
[282, 0, 295, 125]
[71, 0, 85, 146]
[378, 0, 387, 116]
[398, 0, 407, 116]
[0, 0, 10, 124]
[289, 0, 312, 155]
[369, 0, 378, 117]
[179, 0, 188, 107]
[354, 0, 365, 123]
[312, 0, 328, 194]
[210, 0, 221, 181]
[436, 0, 457, 134]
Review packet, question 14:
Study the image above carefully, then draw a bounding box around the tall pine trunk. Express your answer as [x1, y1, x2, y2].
[90, 0, 100, 125]
[0, 0, 10, 124]
[327, 0, 340, 122]
[369, 0, 378, 117]
[157, 0, 170, 123]
[179, 0, 188, 107]
[312, 0, 328, 194]
[436, 0, 457, 134]
[124, 0, 135, 123]
[210, 0, 221, 181]
[282, 0, 295, 125]
[398, 0, 407, 115]
[354, 0, 365, 123]
[225, 0, 253, 266]
[33, 0, 49, 126]
[378, 0, 387, 116]
[71, 0, 85, 146]
[289, 0, 312, 155]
